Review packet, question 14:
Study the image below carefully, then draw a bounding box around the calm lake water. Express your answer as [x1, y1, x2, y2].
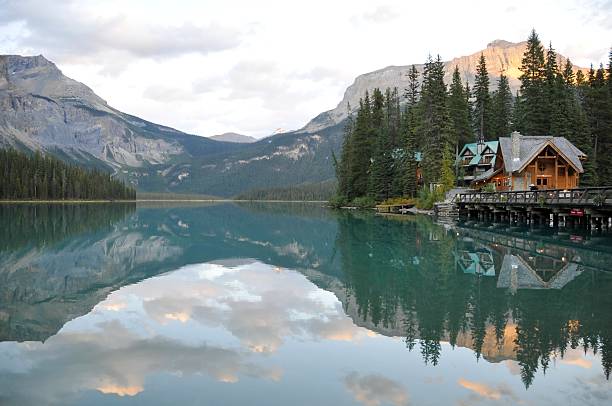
[1, 202, 611, 405]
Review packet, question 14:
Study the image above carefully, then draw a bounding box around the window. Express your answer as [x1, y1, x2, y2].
[537, 178, 541, 185]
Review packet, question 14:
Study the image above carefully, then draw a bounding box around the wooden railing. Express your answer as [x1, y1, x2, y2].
[455, 187, 612, 208]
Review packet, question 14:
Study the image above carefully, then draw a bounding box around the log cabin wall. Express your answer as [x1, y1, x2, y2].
[515, 146, 579, 190]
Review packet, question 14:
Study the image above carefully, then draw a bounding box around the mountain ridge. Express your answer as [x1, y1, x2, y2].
[209, 132, 257, 143]
[0, 40, 588, 196]
[302, 40, 586, 132]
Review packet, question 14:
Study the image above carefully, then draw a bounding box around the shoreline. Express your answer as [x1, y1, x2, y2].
[0, 199, 329, 204]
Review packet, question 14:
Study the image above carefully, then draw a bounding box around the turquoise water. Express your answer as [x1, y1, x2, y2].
[0, 203, 611, 405]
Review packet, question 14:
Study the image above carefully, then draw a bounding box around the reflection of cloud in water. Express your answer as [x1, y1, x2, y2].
[0, 260, 369, 405]
[457, 378, 518, 404]
[560, 348, 593, 369]
[140, 262, 370, 353]
[0, 319, 282, 406]
[344, 372, 410, 406]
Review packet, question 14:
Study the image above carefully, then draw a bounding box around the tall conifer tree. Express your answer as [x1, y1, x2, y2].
[448, 66, 472, 149]
[491, 73, 513, 137]
[518, 29, 547, 135]
[473, 54, 493, 140]
[420, 55, 452, 186]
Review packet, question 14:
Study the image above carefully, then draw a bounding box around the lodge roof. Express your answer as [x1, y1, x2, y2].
[458, 141, 499, 166]
[498, 133, 586, 174]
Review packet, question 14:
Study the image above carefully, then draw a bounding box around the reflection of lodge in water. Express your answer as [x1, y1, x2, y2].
[455, 238, 587, 292]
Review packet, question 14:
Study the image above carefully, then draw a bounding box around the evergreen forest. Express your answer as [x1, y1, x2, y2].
[0, 149, 136, 200]
[334, 30, 612, 206]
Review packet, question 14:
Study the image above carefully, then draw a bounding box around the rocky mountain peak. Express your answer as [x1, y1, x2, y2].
[486, 39, 519, 48]
[302, 40, 584, 133]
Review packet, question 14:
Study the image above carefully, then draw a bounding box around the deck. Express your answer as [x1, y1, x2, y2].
[455, 187, 612, 228]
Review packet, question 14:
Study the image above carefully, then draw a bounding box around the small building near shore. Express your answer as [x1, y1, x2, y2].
[471, 132, 587, 191]
[457, 140, 499, 187]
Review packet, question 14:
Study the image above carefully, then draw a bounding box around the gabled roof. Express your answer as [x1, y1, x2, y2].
[458, 141, 499, 166]
[499, 135, 586, 174]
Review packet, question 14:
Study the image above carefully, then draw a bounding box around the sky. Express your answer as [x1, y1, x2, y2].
[0, 0, 610, 139]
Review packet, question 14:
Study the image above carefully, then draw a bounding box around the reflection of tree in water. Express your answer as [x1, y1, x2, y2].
[335, 212, 612, 388]
[0, 203, 135, 252]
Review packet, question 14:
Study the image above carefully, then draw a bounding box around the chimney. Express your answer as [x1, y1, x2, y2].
[477, 135, 485, 155]
[511, 131, 521, 162]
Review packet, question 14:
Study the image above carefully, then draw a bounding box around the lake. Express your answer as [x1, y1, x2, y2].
[1, 202, 611, 405]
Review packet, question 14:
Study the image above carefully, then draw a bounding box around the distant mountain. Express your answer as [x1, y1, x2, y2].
[209, 132, 257, 143]
[303, 39, 586, 132]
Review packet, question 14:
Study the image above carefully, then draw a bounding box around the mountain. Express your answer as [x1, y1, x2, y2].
[303, 39, 586, 132]
[0, 41, 586, 197]
[0, 54, 244, 183]
[209, 132, 257, 143]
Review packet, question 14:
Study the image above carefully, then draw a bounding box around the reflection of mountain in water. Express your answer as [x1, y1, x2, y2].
[0, 203, 339, 342]
[1, 203, 611, 389]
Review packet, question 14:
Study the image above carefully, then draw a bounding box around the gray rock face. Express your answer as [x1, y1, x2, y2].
[302, 40, 585, 133]
[0, 55, 230, 172]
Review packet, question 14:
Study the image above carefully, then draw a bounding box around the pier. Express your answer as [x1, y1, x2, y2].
[455, 187, 612, 229]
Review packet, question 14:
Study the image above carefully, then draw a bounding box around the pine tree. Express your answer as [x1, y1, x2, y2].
[491, 73, 514, 137]
[518, 29, 547, 135]
[584, 65, 612, 185]
[448, 66, 472, 149]
[440, 146, 456, 192]
[401, 66, 421, 197]
[543, 42, 560, 134]
[368, 88, 386, 197]
[347, 95, 373, 199]
[405, 65, 420, 106]
[335, 103, 354, 198]
[473, 54, 493, 140]
[420, 55, 452, 186]
[608, 48, 612, 97]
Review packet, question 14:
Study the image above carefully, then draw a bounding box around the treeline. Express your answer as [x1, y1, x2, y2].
[0, 149, 136, 200]
[237, 180, 336, 201]
[334, 29, 612, 205]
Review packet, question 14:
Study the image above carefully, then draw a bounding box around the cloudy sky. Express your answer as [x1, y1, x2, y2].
[0, 0, 610, 138]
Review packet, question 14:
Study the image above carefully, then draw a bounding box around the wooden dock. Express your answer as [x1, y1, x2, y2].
[455, 187, 612, 229]
[375, 203, 415, 214]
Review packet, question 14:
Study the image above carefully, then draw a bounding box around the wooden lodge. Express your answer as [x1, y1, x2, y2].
[470, 131, 586, 191]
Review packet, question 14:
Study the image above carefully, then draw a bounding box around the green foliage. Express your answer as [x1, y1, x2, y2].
[415, 187, 444, 209]
[440, 147, 456, 192]
[351, 196, 376, 209]
[328, 194, 348, 209]
[482, 183, 496, 192]
[491, 73, 514, 137]
[518, 29, 548, 136]
[380, 196, 415, 206]
[420, 55, 452, 186]
[473, 54, 494, 139]
[448, 65, 473, 148]
[0, 149, 135, 200]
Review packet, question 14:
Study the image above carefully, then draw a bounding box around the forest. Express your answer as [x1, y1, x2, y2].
[0, 148, 136, 200]
[333, 30, 612, 207]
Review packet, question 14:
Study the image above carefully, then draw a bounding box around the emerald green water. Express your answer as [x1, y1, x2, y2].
[0, 203, 611, 405]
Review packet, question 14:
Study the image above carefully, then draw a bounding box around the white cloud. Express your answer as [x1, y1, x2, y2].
[0, 0, 610, 138]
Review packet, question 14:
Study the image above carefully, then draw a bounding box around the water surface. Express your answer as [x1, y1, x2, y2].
[1, 203, 611, 405]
